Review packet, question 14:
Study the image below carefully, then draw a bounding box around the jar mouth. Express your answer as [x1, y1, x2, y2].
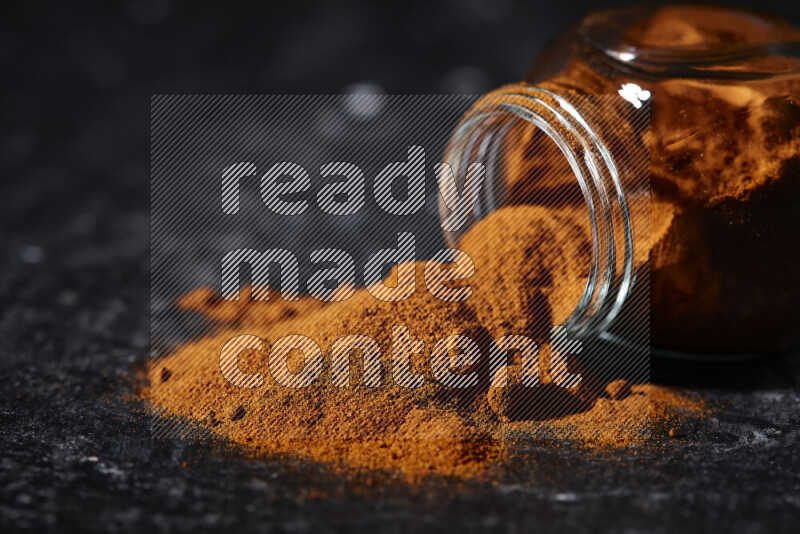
[441, 86, 642, 340]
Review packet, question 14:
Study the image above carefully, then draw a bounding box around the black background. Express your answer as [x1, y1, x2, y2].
[2, 1, 800, 532]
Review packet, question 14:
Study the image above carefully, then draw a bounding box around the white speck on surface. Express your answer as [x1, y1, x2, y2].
[440, 66, 491, 94]
[342, 83, 384, 121]
[21, 245, 44, 264]
[58, 290, 78, 307]
[553, 492, 580, 502]
[758, 391, 785, 402]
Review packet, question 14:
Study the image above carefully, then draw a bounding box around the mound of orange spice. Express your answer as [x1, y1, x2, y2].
[145, 206, 708, 481]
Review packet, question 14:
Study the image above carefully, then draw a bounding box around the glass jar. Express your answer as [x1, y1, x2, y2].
[442, 5, 800, 355]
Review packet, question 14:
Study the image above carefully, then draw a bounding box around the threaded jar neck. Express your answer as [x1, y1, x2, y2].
[441, 83, 646, 339]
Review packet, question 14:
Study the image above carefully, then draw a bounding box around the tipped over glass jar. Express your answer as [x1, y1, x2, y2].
[442, 5, 800, 356]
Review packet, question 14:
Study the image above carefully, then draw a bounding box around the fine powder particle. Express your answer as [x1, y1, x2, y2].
[146, 208, 708, 480]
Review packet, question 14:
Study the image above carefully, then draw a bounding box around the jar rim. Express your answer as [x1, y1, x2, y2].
[441, 86, 642, 340]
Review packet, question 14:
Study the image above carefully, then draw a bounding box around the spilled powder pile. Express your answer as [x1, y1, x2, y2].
[146, 206, 708, 480]
[151, 265, 502, 479]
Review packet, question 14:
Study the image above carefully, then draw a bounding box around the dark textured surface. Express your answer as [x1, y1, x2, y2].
[2, 1, 800, 532]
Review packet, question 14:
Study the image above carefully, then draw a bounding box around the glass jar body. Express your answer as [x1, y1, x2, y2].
[447, 5, 800, 354]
